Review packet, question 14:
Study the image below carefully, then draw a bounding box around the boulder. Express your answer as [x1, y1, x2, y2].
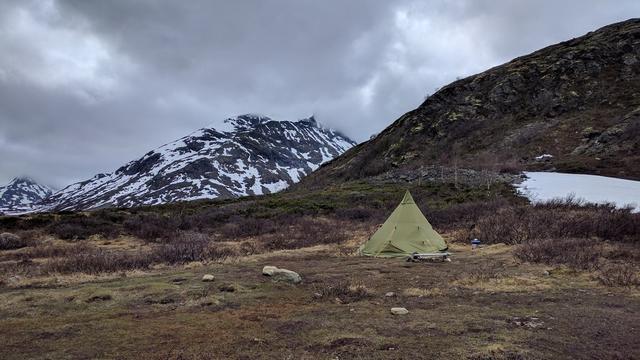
[271, 269, 302, 284]
[390, 307, 409, 315]
[262, 266, 278, 276]
[201, 274, 215, 282]
[385, 292, 396, 297]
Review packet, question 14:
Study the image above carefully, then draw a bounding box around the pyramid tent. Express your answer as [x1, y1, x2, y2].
[360, 190, 447, 257]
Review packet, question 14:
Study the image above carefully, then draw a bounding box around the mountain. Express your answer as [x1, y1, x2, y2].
[0, 177, 53, 214]
[300, 19, 640, 188]
[41, 114, 355, 211]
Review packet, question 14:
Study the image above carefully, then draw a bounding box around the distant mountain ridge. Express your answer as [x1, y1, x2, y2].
[0, 177, 52, 214]
[35, 114, 355, 211]
[300, 18, 640, 188]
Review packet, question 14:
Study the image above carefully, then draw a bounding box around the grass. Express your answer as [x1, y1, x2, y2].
[0, 178, 638, 358]
[0, 244, 638, 359]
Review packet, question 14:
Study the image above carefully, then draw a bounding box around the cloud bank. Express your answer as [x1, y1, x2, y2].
[1, 0, 638, 187]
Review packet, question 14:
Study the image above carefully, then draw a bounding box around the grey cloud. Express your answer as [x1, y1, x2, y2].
[1, 0, 639, 187]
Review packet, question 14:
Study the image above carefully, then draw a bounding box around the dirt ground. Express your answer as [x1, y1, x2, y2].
[1, 242, 639, 360]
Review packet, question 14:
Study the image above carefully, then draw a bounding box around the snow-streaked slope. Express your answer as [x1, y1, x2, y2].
[516, 172, 640, 212]
[41, 114, 356, 211]
[0, 177, 53, 214]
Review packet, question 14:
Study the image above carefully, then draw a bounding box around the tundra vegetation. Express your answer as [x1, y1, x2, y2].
[0, 179, 639, 359]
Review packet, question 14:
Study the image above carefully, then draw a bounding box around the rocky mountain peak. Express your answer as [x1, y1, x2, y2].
[37, 114, 356, 211]
[0, 177, 53, 214]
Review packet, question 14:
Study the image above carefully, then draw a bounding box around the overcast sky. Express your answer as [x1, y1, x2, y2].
[1, 0, 639, 188]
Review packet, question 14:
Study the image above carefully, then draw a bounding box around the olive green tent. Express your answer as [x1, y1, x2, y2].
[360, 190, 447, 257]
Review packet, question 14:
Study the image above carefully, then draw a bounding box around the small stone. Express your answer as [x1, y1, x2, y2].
[542, 270, 550, 276]
[7, 275, 22, 285]
[385, 292, 395, 297]
[390, 307, 409, 315]
[313, 292, 323, 299]
[202, 274, 215, 282]
[218, 283, 236, 292]
[262, 266, 278, 276]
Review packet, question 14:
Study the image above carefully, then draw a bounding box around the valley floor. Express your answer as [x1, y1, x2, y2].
[1, 241, 638, 359]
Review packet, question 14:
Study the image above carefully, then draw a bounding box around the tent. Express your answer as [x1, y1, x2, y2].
[360, 190, 447, 257]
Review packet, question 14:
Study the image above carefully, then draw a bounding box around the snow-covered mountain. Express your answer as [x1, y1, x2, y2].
[0, 177, 53, 214]
[40, 114, 356, 211]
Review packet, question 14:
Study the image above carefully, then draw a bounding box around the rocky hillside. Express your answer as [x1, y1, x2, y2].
[41, 114, 355, 211]
[0, 177, 52, 214]
[300, 19, 640, 188]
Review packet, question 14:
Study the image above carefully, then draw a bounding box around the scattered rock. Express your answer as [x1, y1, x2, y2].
[272, 269, 302, 284]
[202, 274, 215, 282]
[542, 270, 551, 276]
[218, 283, 236, 292]
[86, 294, 112, 303]
[171, 277, 188, 283]
[262, 266, 278, 276]
[313, 292, 323, 299]
[390, 307, 409, 315]
[385, 292, 396, 297]
[511, 316, 544, 329]
[7, 275, 21, 285]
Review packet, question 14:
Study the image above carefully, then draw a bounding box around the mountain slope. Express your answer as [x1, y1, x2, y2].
[42, 114, 355, 211]
[300, 19, 640, 188]
[0, 177, 53, 214]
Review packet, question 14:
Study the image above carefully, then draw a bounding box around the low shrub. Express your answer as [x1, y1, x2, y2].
[0, 232, 27, 250]
[261, 217, 348, 250]
[462, 262, 505, 282]
[123, 213, 179, 242]
[7, 243, 91, 260]
[469, 199, 640, 245]
[312, 280, 373, 303]
[47, 216, 119, 240]
[152, 231, 234, 264]
[596, 264, 640, 287]
[218, 216, 276, 238]
[334, 207, 381, 221]
[46, 249, 152, 274]
[514, 238, 603, 270]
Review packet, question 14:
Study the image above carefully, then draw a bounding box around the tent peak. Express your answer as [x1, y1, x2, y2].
[401, 190, 415, 204]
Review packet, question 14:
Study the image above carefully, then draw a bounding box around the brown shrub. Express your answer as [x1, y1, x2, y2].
[123, 213, 179, 242]
[514, 238, 603, 270]
[46, 249, 152, 274]
[469, 199, 640, 245]
[463, 262, 505, 282]
[0, 232, 27, 250]
[261, 217, 348, 250]
[218, 216, 276, 239]
[312, 280, 373, 303]
[334, 207, 380, 221]
[152, 231, 234, 264]
[7, 243, 91, 260]
[427, 199, 510, 232]
[47, 216, 119, 240]
[596, 264, 640, 287]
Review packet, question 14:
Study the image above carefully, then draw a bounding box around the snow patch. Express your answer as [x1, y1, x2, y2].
[516, 172, 640, 212]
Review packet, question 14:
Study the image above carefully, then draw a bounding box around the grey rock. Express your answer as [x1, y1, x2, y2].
[390, 307, 409, 315]
[271, 269, 302, 284]
[201, 274, 215, 282]
[262, 266, 278, 276]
